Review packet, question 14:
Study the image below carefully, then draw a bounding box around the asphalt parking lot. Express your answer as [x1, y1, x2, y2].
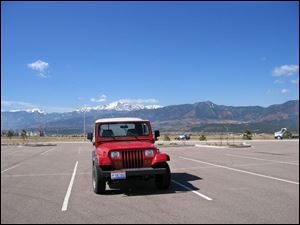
[1, 140, 299, 224]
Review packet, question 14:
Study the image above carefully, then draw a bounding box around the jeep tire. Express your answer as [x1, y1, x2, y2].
[154, 162, 171, 190]
[92, 164, 106, 194]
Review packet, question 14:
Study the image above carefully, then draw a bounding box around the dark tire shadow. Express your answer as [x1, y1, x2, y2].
[100, 172, 202, 196]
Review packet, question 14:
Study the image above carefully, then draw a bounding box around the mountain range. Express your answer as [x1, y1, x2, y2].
[1, 100, 299, 134]
[76, 101, 162, 112]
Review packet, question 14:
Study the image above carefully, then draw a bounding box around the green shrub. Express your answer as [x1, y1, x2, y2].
[283, 130, 293, 139]
[163, 135, 170, 141]
[243, 130, 252, 140]
[7, 130, 14, 139]
[199, 134, 207, 141]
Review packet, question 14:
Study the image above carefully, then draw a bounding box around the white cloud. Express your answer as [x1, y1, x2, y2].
[1, 100, 38, 112]
[1, 100, 76, 113]
[281, 89, 288, 94]
[274, 79, 284, 84]
[1, 100, 60, 113]
[27, 60, 49, 77]
[118, 98, 159, 104]
[291, 78, 299, 84]
[272, 64, 299, 77]
[90, 94, 107, 102]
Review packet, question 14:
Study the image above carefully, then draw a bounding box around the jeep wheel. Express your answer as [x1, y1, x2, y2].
[154, 163, 170, 190]
[92, 165, 106, 194]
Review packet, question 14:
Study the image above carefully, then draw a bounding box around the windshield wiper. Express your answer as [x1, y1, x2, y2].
[96, 136, 116, 142]
[129, 135, 139, 140]
[127, 135, 149, 141]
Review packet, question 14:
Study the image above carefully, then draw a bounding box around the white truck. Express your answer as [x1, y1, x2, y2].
[274, 128, 299, 139]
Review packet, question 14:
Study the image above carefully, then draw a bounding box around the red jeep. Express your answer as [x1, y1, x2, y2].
[87, 117, 171, 194]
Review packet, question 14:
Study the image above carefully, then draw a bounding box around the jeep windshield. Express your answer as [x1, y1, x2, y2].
[99, 122, 150, 138]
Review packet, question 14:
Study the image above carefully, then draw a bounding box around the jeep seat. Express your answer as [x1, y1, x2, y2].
[127, 129, 138, 136]
[102, 129, 114, 137]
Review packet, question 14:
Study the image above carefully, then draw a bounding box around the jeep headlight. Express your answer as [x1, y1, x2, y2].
[145, 149, 154, 157]
[110, 151, 120, 159]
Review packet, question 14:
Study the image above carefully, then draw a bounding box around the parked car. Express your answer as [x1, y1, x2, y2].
[175, 134, 190, 140]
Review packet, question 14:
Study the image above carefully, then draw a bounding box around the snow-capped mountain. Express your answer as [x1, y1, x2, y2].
[26, 108, 45, 114]
[1, 100, 298, 134]
[76, 101, 163, 112]
[8, 108, 45, 113]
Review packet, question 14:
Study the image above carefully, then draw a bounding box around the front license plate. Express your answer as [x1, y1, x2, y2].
[111, 171, 126, 180]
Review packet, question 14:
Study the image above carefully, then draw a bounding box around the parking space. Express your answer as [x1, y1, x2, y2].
[1, 140, 299, 223]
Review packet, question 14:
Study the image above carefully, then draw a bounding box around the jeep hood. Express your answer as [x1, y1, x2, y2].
[99, 141, 155, 151]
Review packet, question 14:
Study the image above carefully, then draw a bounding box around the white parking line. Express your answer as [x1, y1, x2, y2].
[226, 154, 299, 165]
[2, 173, 73, 177]
[1, 164, 21, 173]
[195, 144, 228, 149]
[61, 161, 78, 211]
[2, 172, 89, 178]
[172, 166, 217, 171]
[179, 156, 299, 185]
[41, 147, 57, 155]
[171, 179, 213, 201]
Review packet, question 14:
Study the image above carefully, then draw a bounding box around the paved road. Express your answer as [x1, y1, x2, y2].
[1, 140, 299, 223]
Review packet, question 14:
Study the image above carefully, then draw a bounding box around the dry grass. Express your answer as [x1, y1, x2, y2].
[1, 136, 88, 145]
[157, 133, 274, 141]
[1, 133, 275, 145]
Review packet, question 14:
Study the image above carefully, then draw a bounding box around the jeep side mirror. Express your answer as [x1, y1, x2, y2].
[87, 132, 93, 142]
[154, 130, 160, 140]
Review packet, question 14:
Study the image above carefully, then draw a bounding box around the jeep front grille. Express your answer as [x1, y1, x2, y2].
[122, 150, 144, 169]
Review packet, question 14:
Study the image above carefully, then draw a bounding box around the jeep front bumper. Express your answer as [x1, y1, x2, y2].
[102, 167, 167, 178]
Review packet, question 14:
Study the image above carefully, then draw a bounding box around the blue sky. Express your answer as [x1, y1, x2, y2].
[1, 1, 299, 112]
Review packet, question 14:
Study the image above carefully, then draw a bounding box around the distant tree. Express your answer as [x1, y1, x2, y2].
[39, 130, 45, 137]
[199, 134, 207, 141]
[21, 129, 27, 141]
[283, 130, 293, 139]
[163, 135, 170, 141]
[243, 130, 252, 140]
[7, 130, 14, 140]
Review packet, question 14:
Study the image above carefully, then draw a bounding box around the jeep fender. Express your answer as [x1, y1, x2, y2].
[98, 156, 112, 166]
[151, 153, 170, 166]
[92, 150, 112, 166]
